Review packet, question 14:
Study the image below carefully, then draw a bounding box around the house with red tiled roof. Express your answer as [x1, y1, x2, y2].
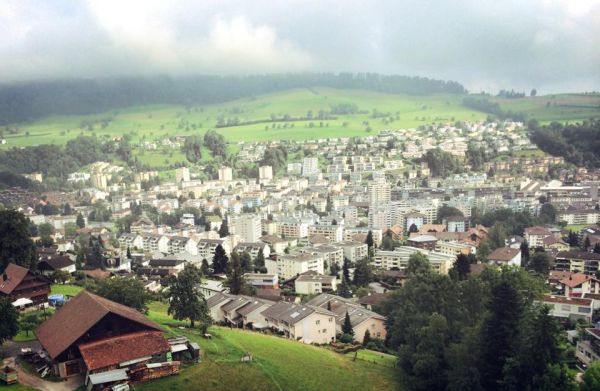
[558, 273, 600, 297]
[0, 263, 50, 305]
[35, 291, 172, 381]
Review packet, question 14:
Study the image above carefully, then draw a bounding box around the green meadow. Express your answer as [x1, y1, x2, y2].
[489, 93, 600, 124]
[1, 88, 486, 149]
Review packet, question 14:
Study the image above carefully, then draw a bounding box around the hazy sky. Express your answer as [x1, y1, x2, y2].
[1, 0, 599, 93]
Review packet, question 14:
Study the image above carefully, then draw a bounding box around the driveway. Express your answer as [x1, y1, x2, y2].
[2, 341, 83, 391]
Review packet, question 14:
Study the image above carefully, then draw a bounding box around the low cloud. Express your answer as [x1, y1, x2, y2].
[0, 0, 598, 93]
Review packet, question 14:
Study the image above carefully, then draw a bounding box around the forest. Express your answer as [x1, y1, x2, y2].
[0, 73, 466, 125]
[529, 119, 600, 168]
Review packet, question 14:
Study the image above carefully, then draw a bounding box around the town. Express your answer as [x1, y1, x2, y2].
[1, 114, 600, 390]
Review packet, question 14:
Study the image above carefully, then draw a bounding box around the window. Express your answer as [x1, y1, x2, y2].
[561, 304, 571, 311]
[316, 320, 320, 325]
[579, 307, 591, 314]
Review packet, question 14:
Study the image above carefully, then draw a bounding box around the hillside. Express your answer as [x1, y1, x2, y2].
[1, 88, 484, 149]
[142, 301, 400, 391]
[489, 93, 600, 123]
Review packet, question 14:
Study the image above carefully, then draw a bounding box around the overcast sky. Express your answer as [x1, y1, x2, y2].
[1, 0, 599, 93]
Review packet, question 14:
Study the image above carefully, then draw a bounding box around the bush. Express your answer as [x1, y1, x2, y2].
[339, 333, 355, 344]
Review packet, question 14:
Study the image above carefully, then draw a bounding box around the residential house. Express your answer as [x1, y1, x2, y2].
[261, 301, 337, 344]
[539, 294, 594, 323]
[295, 272, 337, 294]
[306, 294, 387, 343]
[524, 226, 553, 248]
[558, 273, 600, 297]
[37, 255, 76, 276]
[0, 263, 50, 305]
[576, 327, 600, 366]
[373, 246, 455, 274]
[487, 247, 521, 267]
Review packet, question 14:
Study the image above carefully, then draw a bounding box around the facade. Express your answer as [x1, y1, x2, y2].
[558, 209, 600, 225]
[373, 246, 455, 274]
[339, 241, 369, 262]
[243, 273, 279, 290]
[302, 157, 319, 176]
[295, 272, 337, 294]
[265, 253, 325, 280]
[308, 224, 343, 243]
[261, 301, 337, 344]
[175, 167, 190, 183]
[306, 294, 387, 343]
[577, 327, 600, 366]
[218, 167, 233, 181]
[539, 294, 594, 323]
[554, 251, 600, 275]
[235, 214, 262, 243]
[259, 165, 273, 181]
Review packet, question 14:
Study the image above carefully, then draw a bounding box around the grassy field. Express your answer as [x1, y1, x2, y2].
[143, 301, 400, 391]
[490, 93, 600, 124]
[2, 89, 598, 153]
[1, 88, 485, 149]
[50, 284, 83, 297]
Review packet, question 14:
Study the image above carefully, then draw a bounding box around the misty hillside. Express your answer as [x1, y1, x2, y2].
[0, 73, 466, 125]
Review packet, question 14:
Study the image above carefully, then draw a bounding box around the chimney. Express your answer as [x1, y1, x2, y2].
[2, 273, 7, 281]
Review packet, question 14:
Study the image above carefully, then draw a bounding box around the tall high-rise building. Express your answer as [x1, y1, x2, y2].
[302, 157, 319, 176]
[234, 214, 262, 243]
[368, 181, 391, 205]
[259, 165, 273, 181]
[175, 167, 190, 183]
[218, 166, 233, 181]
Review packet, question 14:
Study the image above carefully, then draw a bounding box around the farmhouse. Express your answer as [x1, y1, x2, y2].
[0, 263, 50, 305]
[35, 291, 175, 383]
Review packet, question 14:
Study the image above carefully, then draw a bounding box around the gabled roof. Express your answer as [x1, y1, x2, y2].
[78, 330, 169, 371]
[559, 273, 598, 288]
[0, 263, 30, 295]
[38, 256, 74, 271]
[35, 291, 161, 359]
[487, 247, 520, 262]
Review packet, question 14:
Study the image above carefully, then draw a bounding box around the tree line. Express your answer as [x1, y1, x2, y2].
[381, 253, 577, 391]
[0, 73, 467, 125]
[529, 119, 600, 169]
[463, 96, 527, 122]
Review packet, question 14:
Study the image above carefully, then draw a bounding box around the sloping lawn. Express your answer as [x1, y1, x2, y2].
[141, 301, 400, 391]
[50, 284, 83, 297]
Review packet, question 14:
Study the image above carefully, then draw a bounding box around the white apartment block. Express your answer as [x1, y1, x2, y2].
[302, 157, 319, 176]
[265, 253, 325, 280]
[234, 214, 262, 243]
[218, 166, 233, 181]
[339, 241, 369, 262]
[308, 224, 343, 242]
[373, 246, 455, 274]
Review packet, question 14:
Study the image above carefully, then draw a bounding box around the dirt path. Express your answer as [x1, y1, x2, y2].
[3, 356, 82, 391]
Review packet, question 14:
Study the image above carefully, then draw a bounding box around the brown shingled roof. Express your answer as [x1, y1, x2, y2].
[78, 330, 169, 371]
[0, 263, 29, 295]
[35, 291, 161, 359]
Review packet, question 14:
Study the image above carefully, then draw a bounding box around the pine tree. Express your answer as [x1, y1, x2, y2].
[363, 329, 371, 346]
[365, 230, 374, 250]
[226, 252, 247, 295]
[520, 240, 530, 266]
[353, 258, 373, 287]
[338, 275, 352, 298]
[342, 311, 354, 335]
[594, 243, 600, 254]
[451, 254, 471, 280]
[218, 217, 229, 238]
[212, 244, 229, 274]
[200, 259, 210, 275]
[126, 246, 132, 259]
[479, 279, 523, 391]
[342, 258, 351, 283]
[240, 252, 253, 272]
